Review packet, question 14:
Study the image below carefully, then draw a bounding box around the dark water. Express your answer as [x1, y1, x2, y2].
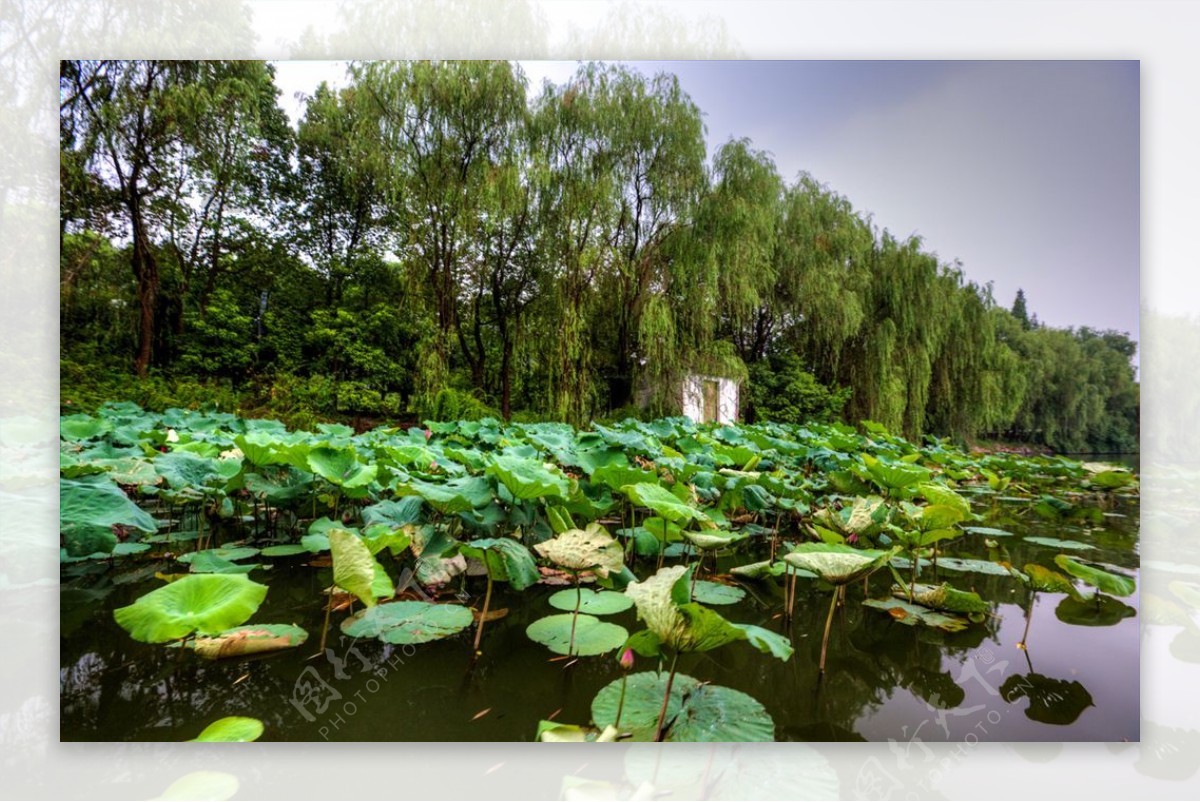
[60, 492, 1139, 742]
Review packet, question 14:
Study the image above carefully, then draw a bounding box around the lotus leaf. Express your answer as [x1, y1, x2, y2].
[526, 613, 629, 655]
[190, 623, 308, 659]
[591, 672, 775, 742]
[534, 525, 625, 576]
[691, 581, 746, 605]
[329, 528, 379, 607]
[1054, 555, 1136, 597]
[189, 716, 264, 742]
[782, 543, 896, 585]
[341, 601, 474, 644]
[114, 574, 268, 642]
[548, 588, 634, 615]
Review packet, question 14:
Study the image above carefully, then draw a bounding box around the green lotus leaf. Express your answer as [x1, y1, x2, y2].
[1000, 673, 1094, 725]
[863, 597, 969, 631]
[61, 477, 158, 549]
[964, 526, 1013, 537]
[1024, 564, 1077, 594]
[190, 623, 308, 659]
[590, 462, 656, 490]
[864, 455, 930, 490]
[177, 547, 260, 565]
[916, 504, 967, 532]
[1024, 536, 1095, 551]
[307, 445, 377, 488]
[691, 580, 746, 605]
[591, 672, 775, 742]
[460, 537, 539, 590]
[154, 451, 226, 490]
[62, 523, 118, 558]
[548, 588, 634, 615]
[840, 496, 888, 535]
[916, 482, 972, 515]
[330, 528, 380, 607]
[1054, 555, 1136, 597]
[487, 454, 570, 500]
[730, 622, 795, 660]
[620, 482, 711, 526]
[61, 413, 111, 441]
[361, 497, 425, 529]
[1090, 469, 1135, 490]
[729, 560, 788, 579]
[397, 476, 494, 514]
[534, 525, 625, 576]
[624, 565, 690, 647]
[232, 431, 284, 466]
[188, 716, 264, 742]
[896, 582, 989, 615]
[185, 553, 259, 575]
[114, 574, 268, 643]
[341, 601, 473, 644]
[782, 543, 896, 585]
[932, 557, 1012, 576]
[526, 613, 629, 656]
[259, 544, 309, 557]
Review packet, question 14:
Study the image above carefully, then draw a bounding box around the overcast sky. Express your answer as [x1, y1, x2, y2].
[273, 59, 1139, 349]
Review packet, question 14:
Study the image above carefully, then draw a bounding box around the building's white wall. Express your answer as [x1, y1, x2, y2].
[681, 374, 704, 421]
[717, 377, 739, 424]
[680, 373, 739, 423]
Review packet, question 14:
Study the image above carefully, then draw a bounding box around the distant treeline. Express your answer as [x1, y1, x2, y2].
[59, 59, 1138, 452]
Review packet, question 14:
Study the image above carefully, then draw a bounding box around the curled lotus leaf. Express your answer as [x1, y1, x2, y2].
[782, 543, 897, 585]
[534, 525, 625, 576]
[894, 582, 989, 615]
[190, 623, 308, 659]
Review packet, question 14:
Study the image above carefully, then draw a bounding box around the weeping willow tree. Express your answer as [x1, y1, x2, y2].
[771, 175, 872, 380]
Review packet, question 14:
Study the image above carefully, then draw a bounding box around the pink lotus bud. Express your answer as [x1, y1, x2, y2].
[424, 428, 432, 440]
[847, 534, 859, 545]
[430, 460, 438, 471]
[619, 647, 635, 670]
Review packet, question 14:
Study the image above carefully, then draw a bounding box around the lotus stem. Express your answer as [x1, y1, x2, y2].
[568, 571, 581, 655]
[819, 586, 839, 673]
[473, 566, 494, 653]
[653, 651, 681, 742]
[614, 674, 629, 731]
[318, 587, 333, 656]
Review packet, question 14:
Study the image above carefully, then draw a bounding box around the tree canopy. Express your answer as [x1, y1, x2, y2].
[59, 59, 1138, 453]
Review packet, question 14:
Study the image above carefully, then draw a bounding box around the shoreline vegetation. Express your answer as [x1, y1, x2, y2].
[60, 59, 1137, 457]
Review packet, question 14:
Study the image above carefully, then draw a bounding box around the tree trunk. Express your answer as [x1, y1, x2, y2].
[130, 206, 159, 379]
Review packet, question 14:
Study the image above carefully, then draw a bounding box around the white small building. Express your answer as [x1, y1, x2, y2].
[681, 373, 741, 424]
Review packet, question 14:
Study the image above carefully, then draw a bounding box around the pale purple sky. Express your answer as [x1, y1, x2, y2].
[273, 60, 1139, 349]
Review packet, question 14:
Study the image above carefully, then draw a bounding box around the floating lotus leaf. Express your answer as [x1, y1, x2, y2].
[1054, 555, 1136, 597]
[526, 613, 629, 655]
[896, 583, 989, 615]
[190, 624, 308, 659]
[177, 547, 260, 565]
[691, 581, 746, 605]
[534, 525, 625, 576]
[189, 716, 264, 742]
[114, 574, 268, 643]
[620, 482, 712, 526]
[863, 598, 969, 631]
[591, 672, 775, 742]
[964, 526, 1013, 537]
[782, 543, 896, 585]
[259, 544, 309, 557]
[1055, 594, 1137, 627]
[1000, 673, 1094, 725]
[1024, 536, 1095, 551]
[185, 553, 259, 574]
[548, 588, 634, 615]
[329, 528, 379, 608]
[932, 557, 1011, 576]
[1090, 469, 1135, 490]
[341, 601, 473, 644]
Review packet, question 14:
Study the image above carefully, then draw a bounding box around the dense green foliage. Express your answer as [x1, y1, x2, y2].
[60, 60, 1138, 452]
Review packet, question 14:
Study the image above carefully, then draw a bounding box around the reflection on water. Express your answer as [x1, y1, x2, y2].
[60, 495, 1139, 742]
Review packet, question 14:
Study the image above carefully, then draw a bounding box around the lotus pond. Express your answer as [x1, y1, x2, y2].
[59, 404, 1139, 742]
